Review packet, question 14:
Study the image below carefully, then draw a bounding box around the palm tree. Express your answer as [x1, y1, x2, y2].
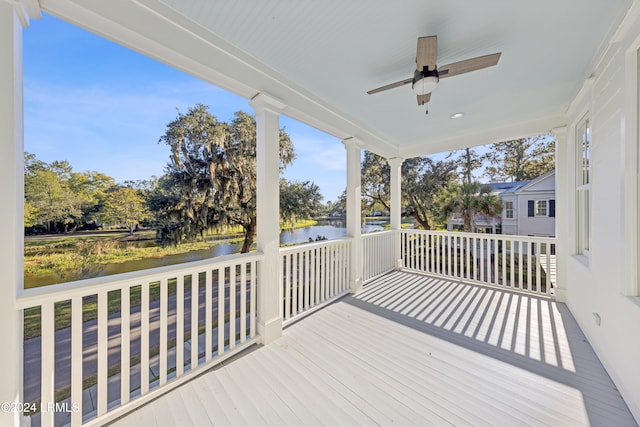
[442, 182, 502, 232]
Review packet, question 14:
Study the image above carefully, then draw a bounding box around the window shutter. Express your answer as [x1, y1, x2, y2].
[549, 200, 556, 217]
[528, 200, 534, 217]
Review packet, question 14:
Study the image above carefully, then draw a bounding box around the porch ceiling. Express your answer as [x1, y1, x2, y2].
[42, 0, 632, 158]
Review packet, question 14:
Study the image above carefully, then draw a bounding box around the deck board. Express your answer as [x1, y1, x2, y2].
[109, 271, 637, 427]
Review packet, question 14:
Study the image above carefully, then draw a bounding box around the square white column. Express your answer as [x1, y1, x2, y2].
[250, 93, 285, 344]
[551, 126, 567, 302]
[343, 138, 363, 294]
[0, 3, 31, 426]
[388, 157, 403, 269]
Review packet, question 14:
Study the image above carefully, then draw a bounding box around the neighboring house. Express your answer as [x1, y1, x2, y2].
[501, 170, 556, 237]
[447, 170, 556, 236]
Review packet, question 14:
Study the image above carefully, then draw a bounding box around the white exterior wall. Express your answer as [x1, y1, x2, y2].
[560, 3, 640, 421]
[500, 194, 518, 235]
[516, 174, 556, 237]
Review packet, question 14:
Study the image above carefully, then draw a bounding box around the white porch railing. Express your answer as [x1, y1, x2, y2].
[280, 238, 351, 324]
[17, 252, 260, 426]
[362, 230, 396, 282]
[400, 230, 556, 297]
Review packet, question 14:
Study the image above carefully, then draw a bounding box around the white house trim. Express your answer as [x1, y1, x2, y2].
[388, 157, 403, 268]
[0, 4, 24, 426]
[344, 137, 363, 294]
[251, 92, 285, 344]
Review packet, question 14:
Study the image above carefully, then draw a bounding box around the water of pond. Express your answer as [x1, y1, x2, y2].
[26, 219, 388, 288]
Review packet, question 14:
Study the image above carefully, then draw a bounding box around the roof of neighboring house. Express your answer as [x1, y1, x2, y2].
[515, 170, 555, 193]
[484, 181, 530, 194]
[483, 170, 555, 196]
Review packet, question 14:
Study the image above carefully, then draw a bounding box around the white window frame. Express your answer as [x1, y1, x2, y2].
[534, 200, 548, 217]
[575, 115, 591, 256]
[505, 201, 513, 219]
[624, 45, 640, 296]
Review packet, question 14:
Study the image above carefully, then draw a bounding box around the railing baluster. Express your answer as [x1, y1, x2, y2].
[510, 239, 516, 288]
[159, 278, 168, 385]
[240, 264, 247, 343]
[518, 241, 524, 290]
[205, 270, 212, 362]
[314, 247, 320, 304]
[41, 302, 55, 427]
[190, 273, 199, 370]
[527, 241, 533, 291]
[98, 290, 108, 415]
[217, 267, 225, 356]
[176, 276, 184, 377]
[480, 236, 485, 283]
[141, 283, 150, 394]
[71, 295, 83, 425]
[284, 254, 291, 320]
[250, 259, 257, 337]
[536, 242, 542, 292]
[546, 244, 553, 295]
[493, 238, 499, 285]
[298, 251, 304, 313]
[501, 240, 507, 287]
[305, 248, 311, 309]
[229, 265, 237, 350]
[120, 288, 131, 401]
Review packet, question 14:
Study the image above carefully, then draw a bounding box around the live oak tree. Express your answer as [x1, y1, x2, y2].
[158, 104, 295, 253]
[403, 157, 458, 230]
[280, 179, 323, 228]
[361, 151, 457, 229]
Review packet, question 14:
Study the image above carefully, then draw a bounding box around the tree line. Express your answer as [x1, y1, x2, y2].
[25, 103, 554, 251]
[24, 104, 324, 253]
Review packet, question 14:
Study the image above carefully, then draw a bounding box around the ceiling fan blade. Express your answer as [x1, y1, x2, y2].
[417, 93, 431, 106]
[439, 53, 501, 78]
[367, 77, 413, 95]
[416, 35, 437, 70]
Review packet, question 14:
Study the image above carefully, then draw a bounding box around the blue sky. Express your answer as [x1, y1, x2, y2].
[23, 14, 346, 202]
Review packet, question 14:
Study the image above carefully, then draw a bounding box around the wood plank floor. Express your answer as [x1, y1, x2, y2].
[109, 270, 637, 427]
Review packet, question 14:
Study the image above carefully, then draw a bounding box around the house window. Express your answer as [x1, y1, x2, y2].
[505, 201, 513, 218]
[535, 200, 547, 216]
[576, 116, 591, 254]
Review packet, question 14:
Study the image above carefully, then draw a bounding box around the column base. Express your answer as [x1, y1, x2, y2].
[554, 287, 567, 303]
[350, 277, 363, 294]
[258, 316, 283, 345]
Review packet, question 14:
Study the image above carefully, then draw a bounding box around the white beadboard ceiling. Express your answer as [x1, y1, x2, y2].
[43, 0, 633, 158]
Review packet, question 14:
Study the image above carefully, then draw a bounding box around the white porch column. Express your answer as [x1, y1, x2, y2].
[250, 93, 285, 344]
[343, 138, 363, 294]
[388, 157, 403, 269]
[552, 126, 568, 302]
[0, 2, 38, 425]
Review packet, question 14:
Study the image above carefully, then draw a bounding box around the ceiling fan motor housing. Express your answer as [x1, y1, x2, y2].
[413, 67, 439, 95]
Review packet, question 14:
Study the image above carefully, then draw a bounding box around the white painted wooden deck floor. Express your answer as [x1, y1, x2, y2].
[109, 270, 637, 427]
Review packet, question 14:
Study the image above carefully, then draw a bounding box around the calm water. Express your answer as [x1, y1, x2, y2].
[26, 219, 387, 287]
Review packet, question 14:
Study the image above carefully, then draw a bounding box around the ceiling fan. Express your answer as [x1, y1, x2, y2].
[367, 35, 501, 110]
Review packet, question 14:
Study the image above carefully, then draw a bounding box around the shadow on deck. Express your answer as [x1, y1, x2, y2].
[110, 270, 637, 426]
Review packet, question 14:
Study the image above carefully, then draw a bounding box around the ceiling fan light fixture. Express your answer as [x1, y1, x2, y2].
[412, 75, 438, 96]
[450, 112, 464, 119]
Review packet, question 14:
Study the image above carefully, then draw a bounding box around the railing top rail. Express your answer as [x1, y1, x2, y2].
[361, 229, 394, 239]
[17, 251, 264, 309]
[279, 237, 352, 255]
[400, 229, 556, 243]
